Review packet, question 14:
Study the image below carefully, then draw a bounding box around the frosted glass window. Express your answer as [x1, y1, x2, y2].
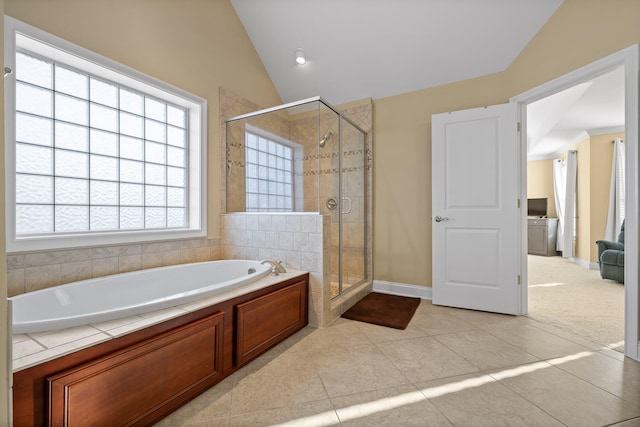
[17, 205, 53, 234]
[55, 150, 88, 178]
[90, 129, 118, 156]
[120, 183, 144, 206]
[90, 155, 118, 181]
[145, 207, 166, 228]
[146, 141, 166, 164]
[120, 207, 144, 229]
[11, 45, 194, 242]
[16, 174, 53, 204]
[16, 52, 52, 89]
[145, 185, 166, 206]
[120, 89, 143, 115]
[56, 122, 88, 151]
[120, 112, 143, 138]
[90, 77, 118, 107]
[55, 206, 88, 231]
[145, 119, 165, 143]
[120, 136, 143, 160]
[167, 167, 185, 187]
[55, 177, 88, 205]
[16, 82, 52, 117]
[55, 93, 88, 125]
[16, 144, 52, 175]
[90, 104, 118, 132]
[16, 113, 52, 146]
[145, 98, 165, 122]
[145, 163, 166, 186]
[120, 159, 144, 183]
[167, 208, 185, 227]
[167, 106, 185, 128]
[167, 126, 185, 147]
[90, 180, 118, 205]
[90, 206, 118, 230]
[55, 65, 87, 98]
[245, 131, 293, 212]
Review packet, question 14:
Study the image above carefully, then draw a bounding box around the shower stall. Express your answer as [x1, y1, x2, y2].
[224, 97, 368, 300]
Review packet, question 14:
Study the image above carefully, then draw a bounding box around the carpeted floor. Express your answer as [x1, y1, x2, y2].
[527, 255, 625, 352]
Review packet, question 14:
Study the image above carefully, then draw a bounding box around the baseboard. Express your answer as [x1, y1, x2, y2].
[372, 280, 432, 300]
[570, 257, 599, 271]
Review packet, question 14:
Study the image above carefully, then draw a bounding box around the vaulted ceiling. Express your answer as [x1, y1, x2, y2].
[231, 0, 625, 158]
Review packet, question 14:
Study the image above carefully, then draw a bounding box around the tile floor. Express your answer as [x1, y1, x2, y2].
[154, 300, 640, 427]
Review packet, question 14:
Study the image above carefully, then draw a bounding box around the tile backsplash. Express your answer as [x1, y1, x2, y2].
[7, 237, 221, 297]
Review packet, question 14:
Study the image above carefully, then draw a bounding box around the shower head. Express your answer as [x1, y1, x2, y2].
[319, 131, 334, 148]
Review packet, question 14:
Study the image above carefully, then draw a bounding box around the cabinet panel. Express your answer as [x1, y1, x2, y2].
[235, 280, 307, 366]
[47, 311, 224, 427]
[527, 218, 558, 256]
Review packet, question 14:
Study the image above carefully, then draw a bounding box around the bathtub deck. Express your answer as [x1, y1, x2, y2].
[11, 269, 308, 372]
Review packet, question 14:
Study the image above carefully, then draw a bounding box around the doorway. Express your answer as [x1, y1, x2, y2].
[513, 44, 639, 360]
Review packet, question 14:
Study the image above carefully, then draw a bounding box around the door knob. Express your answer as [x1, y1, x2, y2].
[434, 216, 449, 222]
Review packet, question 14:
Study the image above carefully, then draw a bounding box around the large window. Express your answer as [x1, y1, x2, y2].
[245, 131, 293, 212]
[5, 17, 207, 251]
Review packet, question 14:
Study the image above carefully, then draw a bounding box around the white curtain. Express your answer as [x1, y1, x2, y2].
[604, 138, 625, 241]
[553, 151, 577, 257]
[553, 159, 566, 252]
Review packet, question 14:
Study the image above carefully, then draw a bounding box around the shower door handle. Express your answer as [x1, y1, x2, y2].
[341, 197, 352, 214]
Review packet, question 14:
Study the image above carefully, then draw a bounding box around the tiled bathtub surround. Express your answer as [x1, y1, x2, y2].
[221, 213, 371, 327]
[6, 237, 221, 297]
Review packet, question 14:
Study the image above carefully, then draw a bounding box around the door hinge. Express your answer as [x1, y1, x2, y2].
[517, 198, 521, 208]
[517, 275, 521, 285]
[517, 122, 521, 132]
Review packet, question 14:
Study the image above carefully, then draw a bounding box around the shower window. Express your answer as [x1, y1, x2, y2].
[5, 17, 207, 252]
[245, 131, 293, 212]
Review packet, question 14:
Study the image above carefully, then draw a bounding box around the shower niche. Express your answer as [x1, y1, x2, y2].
[224, 95, 372, 325]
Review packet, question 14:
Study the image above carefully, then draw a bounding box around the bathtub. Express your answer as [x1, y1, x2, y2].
[9, 259, 271, 334]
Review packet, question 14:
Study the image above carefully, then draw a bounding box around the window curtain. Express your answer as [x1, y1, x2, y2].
[604, 138, 625, 241]
[553, 150, 577, 257]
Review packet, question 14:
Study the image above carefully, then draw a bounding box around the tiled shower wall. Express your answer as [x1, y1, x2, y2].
[220, 213, 327, 327]
[6, 238, 221, 297]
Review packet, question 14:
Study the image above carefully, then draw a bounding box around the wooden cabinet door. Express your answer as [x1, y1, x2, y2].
[235, 280, 307, 366]
[47, 311, 224, 427]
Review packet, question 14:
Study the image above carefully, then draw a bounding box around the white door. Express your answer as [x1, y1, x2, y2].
[432, 103, 522, 314]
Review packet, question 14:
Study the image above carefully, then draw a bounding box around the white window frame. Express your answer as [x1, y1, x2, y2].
[4, 16, 207, 252]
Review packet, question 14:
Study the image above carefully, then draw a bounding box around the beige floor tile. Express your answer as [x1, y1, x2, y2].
[228, 399, 339, 427]
[493, 361, 640, 427]
[548, 350, 640, 405]
[332, 384, 453, 426]
[376, 336, 479, 382]
[230, 352, 328, 415]
[433, 330, 540, 370]
[154, 376, 233, 426]
[311, 343, 410, 397]
[487, 321, 591, 359]
[352, 319, 428, 343]
[416, 372, 564, 427]
[410, 309, 478, 336]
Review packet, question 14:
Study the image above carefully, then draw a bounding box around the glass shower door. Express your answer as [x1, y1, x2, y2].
[337, 117, 367, 297]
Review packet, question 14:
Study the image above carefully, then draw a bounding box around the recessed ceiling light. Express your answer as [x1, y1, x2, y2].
[294, 48, 306, 65]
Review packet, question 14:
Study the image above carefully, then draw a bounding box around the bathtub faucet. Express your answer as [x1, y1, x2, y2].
[260, 259, 287, 275]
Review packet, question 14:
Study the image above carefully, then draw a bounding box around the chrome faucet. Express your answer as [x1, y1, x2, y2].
[260, 259, 287, 275]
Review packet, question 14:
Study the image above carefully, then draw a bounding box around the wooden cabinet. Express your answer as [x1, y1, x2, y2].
[528, 218, 559, 256]
[48, 312, 224, 427]
[13, 274, 308, 427]
[235, 280, 307, 366]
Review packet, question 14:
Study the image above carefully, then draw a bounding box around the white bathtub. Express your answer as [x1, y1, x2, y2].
[9, 260, 271, 334]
